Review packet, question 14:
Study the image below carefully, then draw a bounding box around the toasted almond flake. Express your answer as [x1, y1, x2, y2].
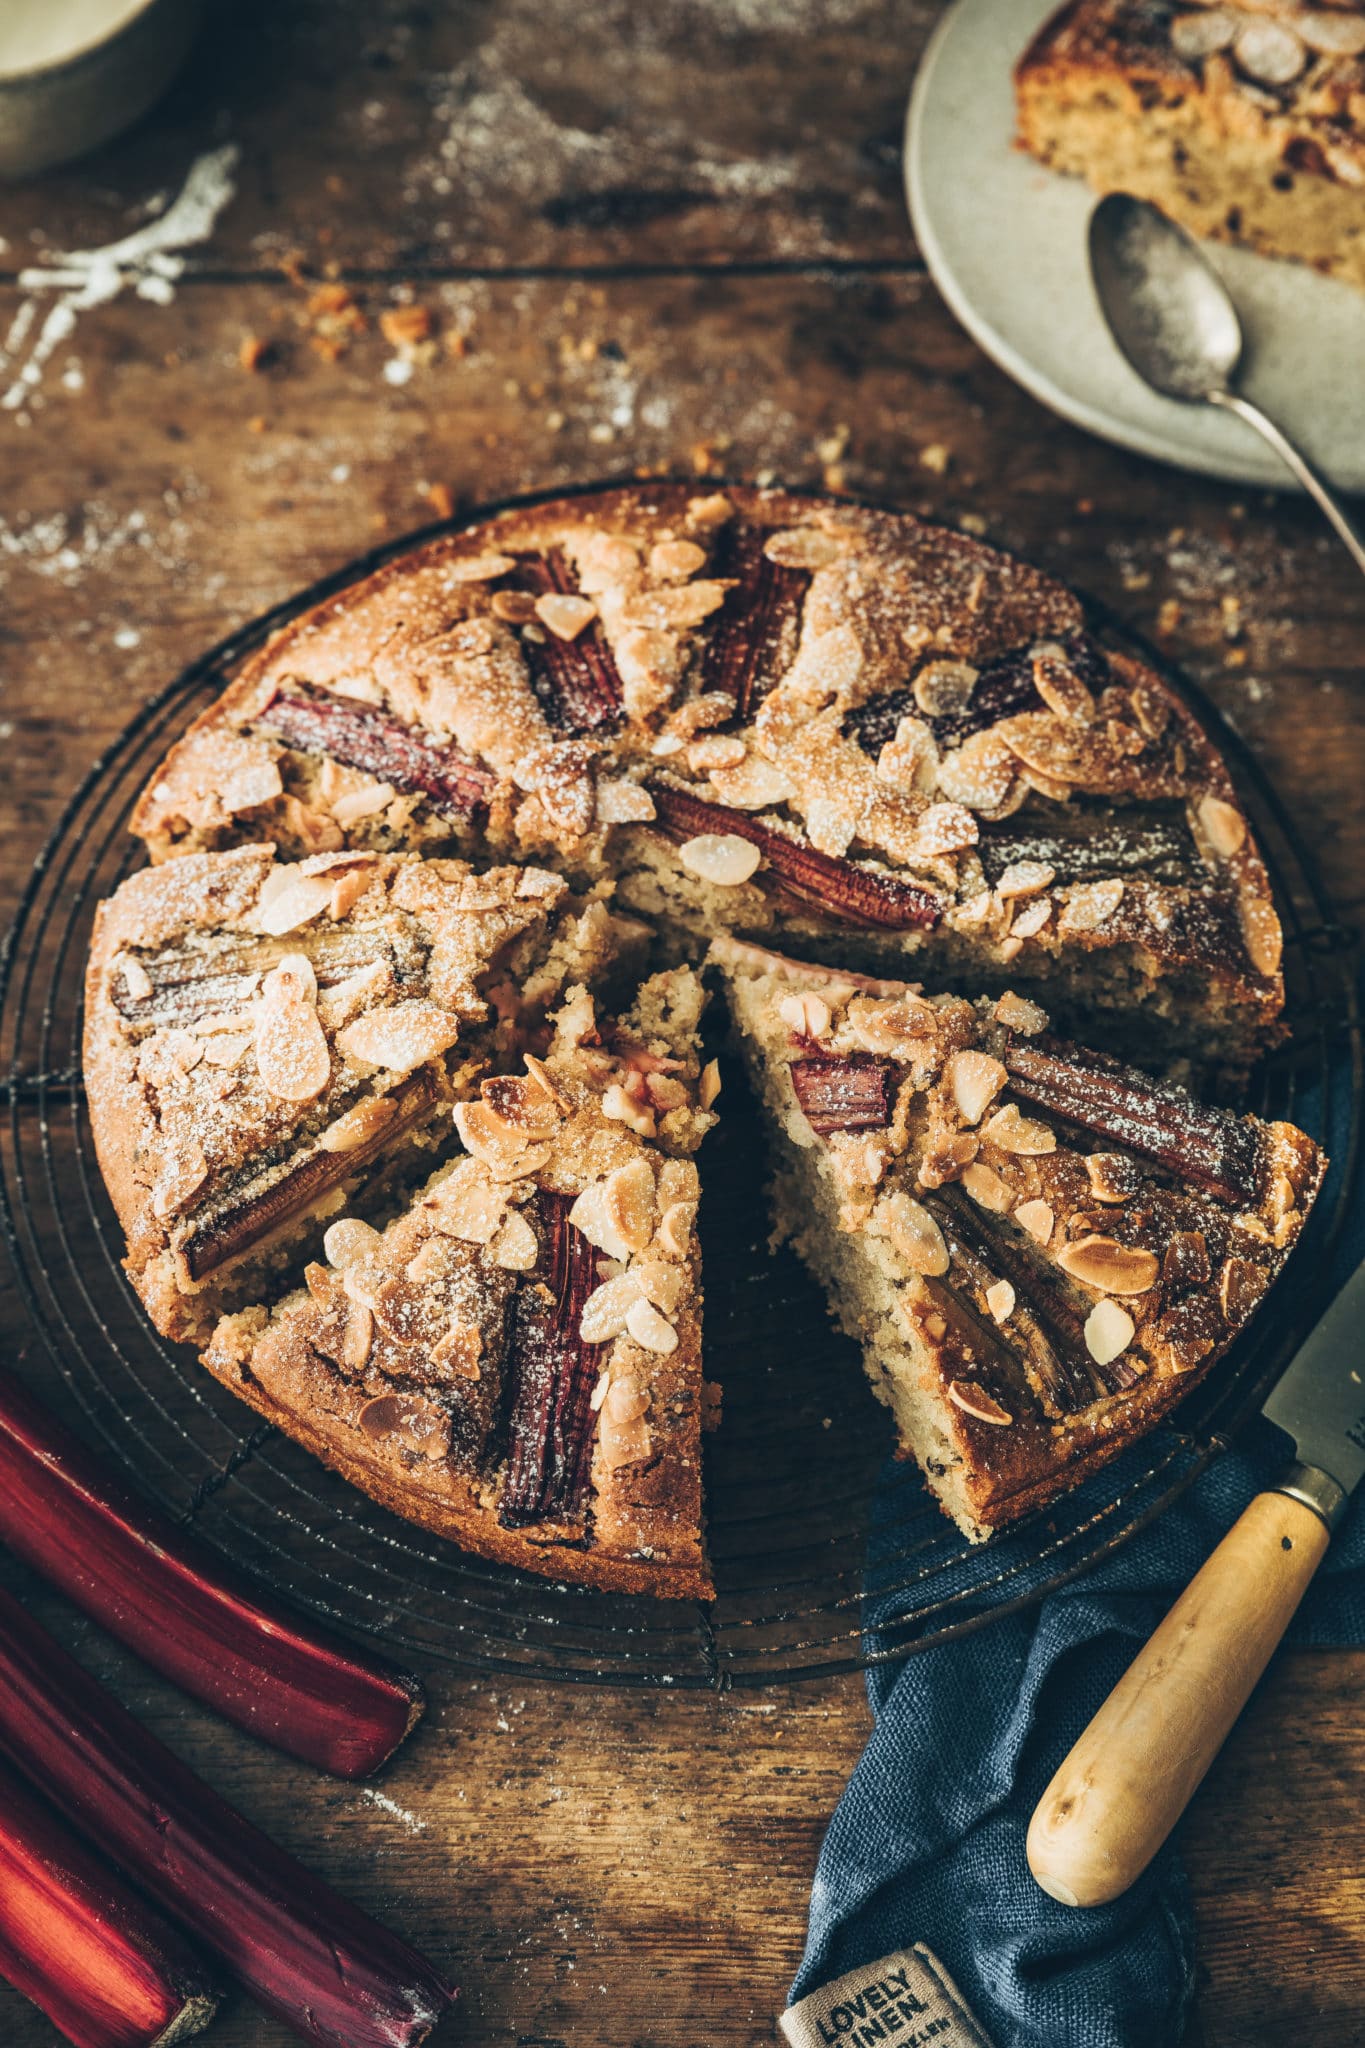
[1085, 1298, 1135, 1366]
[491, 1211, 539, 1270]
[447, 552, 517, 583]
[1171, 8, 1236, 59]
[961, 1161, 1013, 1212]
[589, 1369, 612, 1412]
[707, 753, 796, 810]
[1085, 1153, 1142, 1204]
[1059, 877, 1125, 934]
[1055, 1235, 1160, 1295]
[329, 867, 372, 919]
[151, 1139, 208, 1221]
[331, 783, 396, 826]
[1238, 890, 1283, 978]
[428, 1167, 508, 1243]
[452, 1099, 552, 1179]
[1033, 647, 1094, 722]
[946, 1050, 1007, 1126]
[699, 1058, 722, 1110]
[650, 538, 707, 579]
[913, 659, 978, 719]
[480, 1074, 562, 1139]
[995, 859, 1056, 900]
[848, 994, 937, 1056]
[876, 717, 940, 795]
[871, 1191, 949, 1276]
[324, 1217, 383, 1269]
[119, 955, 153, 1001]
[651, 733, 685, 757]
[1196, 792, 1246, 859]
[255, 868, 335, 936]
[264, 953, 318, 1009]
[319, 1095, 399, 1153]
[603, 1157, 657, 1255]
[1220, 1254, 1268, 1321]
[202, 1031, 253, 1069]
[254, 995, 330, 1103]
[947, 1378, 1013, 1426]
[778, 991, 832, 1039]
[600, 1083, 656, 1137]
[913, 802, 979, 856]
[1014, 1198, 1054, 1245]
[657, 1199, 697, 1258]
[337, 1000, 460, 1074]
[580, 1270, 646, 1343]
[678, 832, 762, 887]
[1299, 13, 1365, 57]
[981, 1103, 1055, 1155]
[342, 1301, 374, 1371]
[432, 1324, 483, 1379]
[534, 592, 599, 640]
[687, 734, 747, 773]
[1234, 18, 1306, 84]
[994, 990, 1049, 1033]
[596, 778, 657, 824]
[936, 733, 1017, 813]
[1009, 897, 1053, 941]
[762, 525, 845, 570]
[985, 1279, 1016, 1323]
[624, 1296, 679, 1354]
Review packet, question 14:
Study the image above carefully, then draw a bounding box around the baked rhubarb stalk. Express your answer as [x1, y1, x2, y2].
[649, 782, 942, 931]
[256, 682, 495, 820]
[0, 1755, 216, 2048]
[507, 552, 624, 732]
[0, 1364, 423, 1779]
[498, 1192, 605, 1531]
[699, 521, 807, 719]
[0, 1585, 455, 2048]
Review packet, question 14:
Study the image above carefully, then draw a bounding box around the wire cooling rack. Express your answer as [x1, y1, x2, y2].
[1, 494, 1359, 1688]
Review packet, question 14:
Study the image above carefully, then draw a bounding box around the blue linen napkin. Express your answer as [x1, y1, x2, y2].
[791, 1065, 1365, 2047]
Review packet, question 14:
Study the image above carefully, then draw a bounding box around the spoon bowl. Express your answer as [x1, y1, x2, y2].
[1088, 192, 1244, 402]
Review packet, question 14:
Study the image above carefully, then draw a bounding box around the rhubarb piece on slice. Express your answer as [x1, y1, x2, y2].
[85, 844, 643, 1344]
[0, 1754, 218, 2048]
[205, 968, 719, 1600]
[711, 937, 1324, 1542]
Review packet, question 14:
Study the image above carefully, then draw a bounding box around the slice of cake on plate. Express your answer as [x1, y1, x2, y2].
[128, 484, 1285, 1081]
[205, 969, 718, 1597]
[712, 938, 1324, 1542]
[84, 843, 643, 1344]
[1016, 2, 1365, 289]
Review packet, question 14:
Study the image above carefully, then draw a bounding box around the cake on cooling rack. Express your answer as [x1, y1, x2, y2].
[1016, 2, 1365, 289]
[205, 971, 717, 1598]
[130, 485, 1285, 1082]
[84, 842, 644, 1345]
[712, 939, 1324, 1541]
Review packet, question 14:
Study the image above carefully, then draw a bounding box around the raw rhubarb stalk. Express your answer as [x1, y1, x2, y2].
[1003, 1036, 1260, 1207]
[0, 1363, 423, 1780]
[649, 783, 942, 930]
[511, 553, 623, 732]
[499, 1192, 604, 1529]
[698, 524, 807, 719]
[0, 1586, 455, 2048]
[789, 1053, 899, 1137]
[0, 1756, 217, 2048]
[181, 1070, 444, 1282]
[256, 683, 494, 820]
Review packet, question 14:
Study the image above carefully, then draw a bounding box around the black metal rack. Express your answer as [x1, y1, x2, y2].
[2, 496, 1357, 1688]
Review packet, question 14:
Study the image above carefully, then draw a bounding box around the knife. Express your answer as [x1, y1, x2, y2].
[1027, 1254, 1365, 1908]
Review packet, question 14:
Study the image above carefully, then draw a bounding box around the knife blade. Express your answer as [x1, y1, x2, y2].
[1262, 1252, 1365, 1524]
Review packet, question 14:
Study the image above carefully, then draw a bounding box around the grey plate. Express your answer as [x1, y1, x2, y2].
[904, 0, 1365, 495]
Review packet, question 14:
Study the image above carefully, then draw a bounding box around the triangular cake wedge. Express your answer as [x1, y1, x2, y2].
[205, 970, 718, 1598]
[84, 844, 643, 1344]
[711, 938, 1324, 1542]
[128, 484, 1284, 1082]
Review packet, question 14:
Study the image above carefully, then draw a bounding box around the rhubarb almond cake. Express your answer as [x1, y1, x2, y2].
[205, 970, 718, 1597]
[84, 842, 643, 1346]
[1016, 2, 1365, 289]
[129, 485, 1284, 1081]
[712, 940, 1324, 1540]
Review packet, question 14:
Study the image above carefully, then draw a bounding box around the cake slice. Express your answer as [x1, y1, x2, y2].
[205, 969, 718, 1598]
[84, 843, 643, 1343]
[712, 938, 1324, 1541]
[1016, 2, 1365, 289]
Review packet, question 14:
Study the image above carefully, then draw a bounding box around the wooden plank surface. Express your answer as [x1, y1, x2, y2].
[1, 3, 1362, 2044]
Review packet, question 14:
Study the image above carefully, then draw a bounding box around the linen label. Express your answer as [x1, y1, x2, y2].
[779, 1944, 996, 2048]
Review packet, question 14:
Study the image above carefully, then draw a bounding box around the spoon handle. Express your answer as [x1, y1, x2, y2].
[1209, 388, 1365, 577]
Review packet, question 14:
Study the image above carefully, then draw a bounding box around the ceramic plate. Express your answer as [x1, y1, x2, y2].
[904, 0, 1365, 494]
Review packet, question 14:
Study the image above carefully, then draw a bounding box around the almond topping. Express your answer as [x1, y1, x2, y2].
[779, 991, 832, 1040]
[1234, 19, 1306, 86]
[981, 1103, 1055, 1155]
[1032, 647, 1094, 722]
[1084, 1153, 1142, 1204]
[337, 1000, 460, 1074]
[534, 592, 598, 640]
[255, 868, 335, 937]
[1171, 9, 1236, 60]
[604, 1157, 658, 1255]
[319, 1096, 399, 1153]
[650, 539, 707, 579]
[342, 1301, 374, 1372]
[678, 832, 762, 887]
[960, 1161, 1013, 1212]
[490, 1212, 539, 1270]
[913, 660, 978, 719]
[624, 1296, 679, 1354]
[994, 991, 1048, 1034]
[1054, 1235, 1159, 1295]
[601, 1084, 657, 1137]
[985, 1279, 1016, 1324]
[1196, 793, 1246, 860]
[324, 1217, 382, 1269]
[687, 734, 747, 773]
[119, 955, 153, 1001]
[947, 1379, 1012, 1427]
[657, 1199, 697, 1258]
[1220, 1255, 1268, 1322]
[452, 1100, 551, 1180]
[329, 867, 372, 920]
[580, 1270, 646, 1343]
[946, 1050, 1007, 1126]
[479, 1074, 562, 1140]
[1058, 877, 1125, 935]
[1085, 1298, 1136, 1367]
[1238, 891, 1283, 979]
[255, 961, 331, 1103]
[995, 859, 1055, 901]
[871, 1192, 949, 1276]
[762, 525, 845, 570]
[1009, 897, 1053, 942]
[1014, 1199, 1054, 1245]
[568, 1180, 632, 1263]
[699, 1059, 722, 1111]
[1299, 13, 1365, 58]
[523, 1053, 570, 1111]
[151, 1140, 208, 1221]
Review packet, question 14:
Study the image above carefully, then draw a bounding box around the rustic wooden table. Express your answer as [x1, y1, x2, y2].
[1, 4, 1362, 2043]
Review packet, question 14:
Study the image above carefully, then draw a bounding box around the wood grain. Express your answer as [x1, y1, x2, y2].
[0, 2, 1362, 2043]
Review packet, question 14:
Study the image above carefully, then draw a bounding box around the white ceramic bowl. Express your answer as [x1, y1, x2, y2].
[0, 0, 204, 180]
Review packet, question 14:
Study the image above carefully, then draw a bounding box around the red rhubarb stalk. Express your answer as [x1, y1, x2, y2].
[649, 783, 942, 931]
[0, 1756, 217, 2048]
[698, 524, 807, 719]
[789, 1053, 900, 1137]
[0, 1363, 423, 1779]
[257, 683, 494, 820]
[510, 553, 623, 733]
[499, 1192, 605, 1530]
[0, 1585, 455, 2048]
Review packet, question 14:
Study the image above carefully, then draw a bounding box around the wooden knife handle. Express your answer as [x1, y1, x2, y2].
[1026, 1489, 1330, 1908]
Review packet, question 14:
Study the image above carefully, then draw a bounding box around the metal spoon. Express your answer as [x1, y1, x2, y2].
[1089, 191, 1365, 575]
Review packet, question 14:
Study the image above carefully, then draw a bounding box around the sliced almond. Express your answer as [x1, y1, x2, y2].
[1234, 18, 1306, 85]
[985, 1279, 1016, 1324]
[1195, 792, 1246, 860]
[778, 991, 832, 1040]
[1220, 1255, 1268, 1322]
[337, 1000, 460, 1074]
[678, 833, 762, 887]
[534, 592, 598, 640]
[490, 1211, 539, 1270]
[707, 754, 796, 810]
[431, 1324, 483, 1380]
[319, 1096, 398, 1153]
[994, 991, 1048, 1034]
[596, 778, 657, 824]
[1009, 897, 1053, 942]
[255, 867, 335, 937]
[151, 1139, 208, 1221]
[947, 1379, 1012, 1427]
[699, 1059, 722, 1111]
[523, 1052, 570, 1112]
[427, 1165, 508, 1243]
[624, 1296, 679, 1354]
[687, 734, 747, 773]
[1171, 9, 1237, 60]
[1299, 13, 1365, 58]
[762, 525, 845, 570]
[960, 1161, 1013, 1213]
[657, 1199, 697, 1258]
[119, 955, 153, 1001]
[912, 659, 977, 719]
[452, 1099, 551, 1181]
[876, 716, 940, 795]
[945, 1050, 1007, 1126]
[324, 1217, 383, 1269]
[981, 1103, 1055, 1156]
[604, 1157, 657, 1255]
[1084, 1298, 1135, 1367]
[580, 1270, 646, 1343]
[650, 538, 707, 579]
[341, 1301, 374, 1372]
[255, 990, 330, 1103]
[568, 1180, 631, 1264]
[601, 1084, 657, 1137]
[871, 1191, 949, 1276]
[1238, 890, 1283, 978]
[1014, 1198, 1054, 1246]
[1033, 646, 1094, 722]
[480, 1074, 562, 1140]
[1055, 1235, 1159, 1295]
[1084, 1153, 1142, 1204]
[995, 859, 1055, 900]
[1058, 877, 1125, 935]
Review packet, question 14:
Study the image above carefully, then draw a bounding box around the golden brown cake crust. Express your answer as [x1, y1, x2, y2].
[129, 484, 1286, 1071]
